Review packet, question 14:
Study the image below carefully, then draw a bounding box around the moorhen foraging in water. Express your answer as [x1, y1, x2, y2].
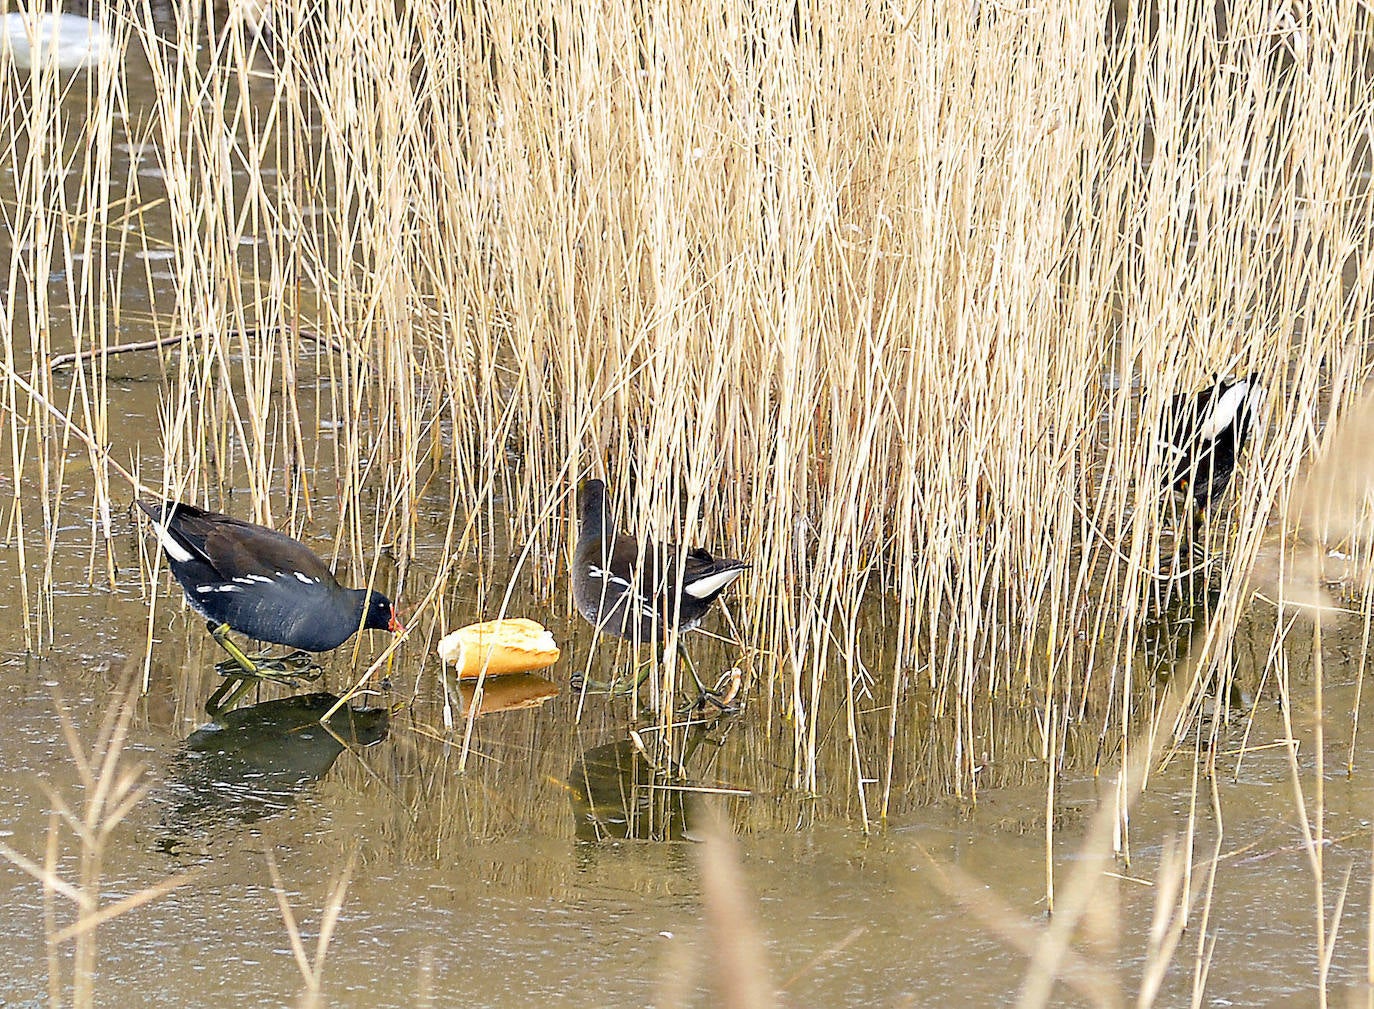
[572, 479, 747, 703]
[1158, 373, 1265, 512]
[138, 500, 403, 705]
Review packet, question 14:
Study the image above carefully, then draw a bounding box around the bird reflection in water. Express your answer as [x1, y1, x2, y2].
[157, 693, 389, 854]
[568, 739, 686, 842]
[568, 729, 748, 843]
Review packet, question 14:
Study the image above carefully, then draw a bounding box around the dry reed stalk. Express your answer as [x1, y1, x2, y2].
[1368, 827, 1374, 996]
[919, 579, 1223, 1007]
[694, 806, 776, 1009]
[2, 5, 130, 647]
[265, 847, 358, 1008]
[1271, 375, 1374, 1003]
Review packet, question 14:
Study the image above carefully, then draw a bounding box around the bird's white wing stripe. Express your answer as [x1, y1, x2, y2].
[683, 568, 746, 599]
[196, 583, 243, 594]
[1197, 382, 1252, 443]
[588, 566, 633, 591]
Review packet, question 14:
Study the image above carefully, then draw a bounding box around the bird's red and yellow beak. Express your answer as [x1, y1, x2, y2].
[388, 610, 405, 634]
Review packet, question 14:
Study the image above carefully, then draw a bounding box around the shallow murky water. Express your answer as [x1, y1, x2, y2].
[1, 628, 1372, 1007]
[3, 11, 1374, 1009]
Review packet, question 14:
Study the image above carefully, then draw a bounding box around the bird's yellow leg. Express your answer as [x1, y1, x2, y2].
[616, 657, 655, 695]
[678, 650, 707, 694]
[574, 655, 655, 695]
[208, 622, 261, 676]
[207, 623, 321, 683]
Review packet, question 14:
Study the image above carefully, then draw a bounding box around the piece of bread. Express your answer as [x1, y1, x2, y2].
[436, 618, 560, 679]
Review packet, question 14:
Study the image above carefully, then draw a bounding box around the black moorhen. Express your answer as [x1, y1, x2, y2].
[139, 500, 403, 688]
[572, 478, 748, 650]
[1158, 373, 1265, 511]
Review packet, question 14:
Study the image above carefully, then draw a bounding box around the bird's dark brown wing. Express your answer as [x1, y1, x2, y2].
[155, 501, 341, 587]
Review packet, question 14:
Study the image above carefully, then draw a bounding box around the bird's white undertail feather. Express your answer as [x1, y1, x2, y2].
[149, 520, 193, 563]
[683, 567, 747, 599]
[1198, 380, 1254, 443]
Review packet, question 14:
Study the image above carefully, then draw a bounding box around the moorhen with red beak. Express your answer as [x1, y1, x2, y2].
[139, 500, 403, 703]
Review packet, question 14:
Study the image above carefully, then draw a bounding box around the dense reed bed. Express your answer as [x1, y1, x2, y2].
[1, 0, 1372, 828]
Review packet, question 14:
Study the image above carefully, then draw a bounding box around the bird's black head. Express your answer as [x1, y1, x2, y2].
[363, 591, 403, 634]
[577, 479, 610, 537]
